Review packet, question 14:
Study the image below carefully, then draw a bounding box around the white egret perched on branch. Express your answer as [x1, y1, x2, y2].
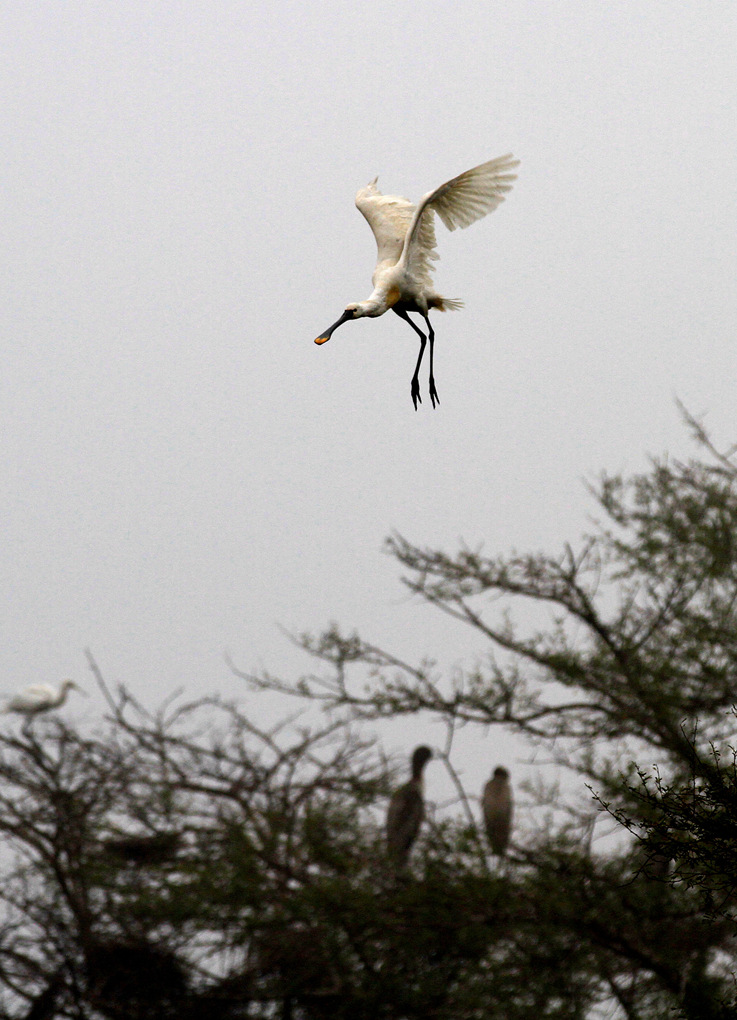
[386, 745, 432, 866]
[2, 680, 84, 720]
[314, 154, 519, 409]
[482, 766, 513, 856]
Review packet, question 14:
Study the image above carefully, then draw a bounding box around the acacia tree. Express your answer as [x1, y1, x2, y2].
[0, 666, 600, 1019]
[242, 413, 737, 1018]
[2, 416, 737, 1018]
[0, 669, 391, 1019]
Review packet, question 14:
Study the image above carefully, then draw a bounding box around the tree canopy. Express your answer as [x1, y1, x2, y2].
[2, 416, 737, 1019]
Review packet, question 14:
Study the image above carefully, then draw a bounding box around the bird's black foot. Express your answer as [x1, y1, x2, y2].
[429, 378, 440, 409]
[411, 377, 422, 411]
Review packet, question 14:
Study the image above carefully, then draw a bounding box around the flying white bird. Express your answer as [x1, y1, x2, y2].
[314, 154, 519, 409]
[482, 766, 513, 856]
[386, 745, 432, 866]
[1, 679, 84, 719]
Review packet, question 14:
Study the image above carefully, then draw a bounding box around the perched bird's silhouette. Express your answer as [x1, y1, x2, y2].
[102, 831, 182, 866]
[2, 680, 83, 720]
[386, 745, 432, 865]
[314, 154, 519, 409]
[482, 766, 513, 856]
[84, 940, 187, 1018]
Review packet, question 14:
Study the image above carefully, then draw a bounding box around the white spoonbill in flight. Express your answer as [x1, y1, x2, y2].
[1, 680, 84, 719]
[314, 154, 519, 409]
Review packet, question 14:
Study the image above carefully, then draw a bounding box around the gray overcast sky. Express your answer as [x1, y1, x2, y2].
[1, 3, 735, 786]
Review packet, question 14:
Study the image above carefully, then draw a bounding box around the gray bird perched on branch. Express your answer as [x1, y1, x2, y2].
[482, 766, 513, 856]
[386, 745, 432, 866]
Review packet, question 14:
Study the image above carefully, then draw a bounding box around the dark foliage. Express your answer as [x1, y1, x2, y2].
[2, 413, 737, 1018]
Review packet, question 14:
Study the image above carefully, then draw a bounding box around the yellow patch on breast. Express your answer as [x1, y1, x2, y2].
[386, 287, 401, 307]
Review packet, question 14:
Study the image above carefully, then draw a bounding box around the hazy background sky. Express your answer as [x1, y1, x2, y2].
[2, 3, 735, 801]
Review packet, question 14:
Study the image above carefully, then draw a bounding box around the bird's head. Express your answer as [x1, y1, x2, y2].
[314, 305, 358, 345]
[411, 745, 433, 777]
[61, 679, 86, 696]
[492, 766, 509, 781]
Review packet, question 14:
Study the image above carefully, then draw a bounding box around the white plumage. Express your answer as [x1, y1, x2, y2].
[315, 154, 519, 409]
[2, 680, 83, 717]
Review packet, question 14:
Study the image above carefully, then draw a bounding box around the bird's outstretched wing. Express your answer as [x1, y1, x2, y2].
[399, 154, 519, 280]
[355, 180, 439, 282]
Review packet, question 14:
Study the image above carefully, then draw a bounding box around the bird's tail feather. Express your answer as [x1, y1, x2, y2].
[433, 296, 464, 311]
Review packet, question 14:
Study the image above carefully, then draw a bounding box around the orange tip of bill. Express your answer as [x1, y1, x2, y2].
[314, 336, 329, 345]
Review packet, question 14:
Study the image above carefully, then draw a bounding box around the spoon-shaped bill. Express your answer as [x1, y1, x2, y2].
[314, 309, 353, 344]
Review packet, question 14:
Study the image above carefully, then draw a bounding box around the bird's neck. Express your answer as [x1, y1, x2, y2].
[354, 297, 385, 318]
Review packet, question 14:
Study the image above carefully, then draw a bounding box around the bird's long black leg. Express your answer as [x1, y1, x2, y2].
[423, 314, 439, 408]
[393, 307, 426, 410]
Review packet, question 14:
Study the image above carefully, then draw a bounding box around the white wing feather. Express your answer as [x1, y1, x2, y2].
[399, 154, 519, 280]
[355, 179, 439, 287]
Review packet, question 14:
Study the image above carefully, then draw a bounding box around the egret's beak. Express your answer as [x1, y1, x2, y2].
[314, 309, 354, 345]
